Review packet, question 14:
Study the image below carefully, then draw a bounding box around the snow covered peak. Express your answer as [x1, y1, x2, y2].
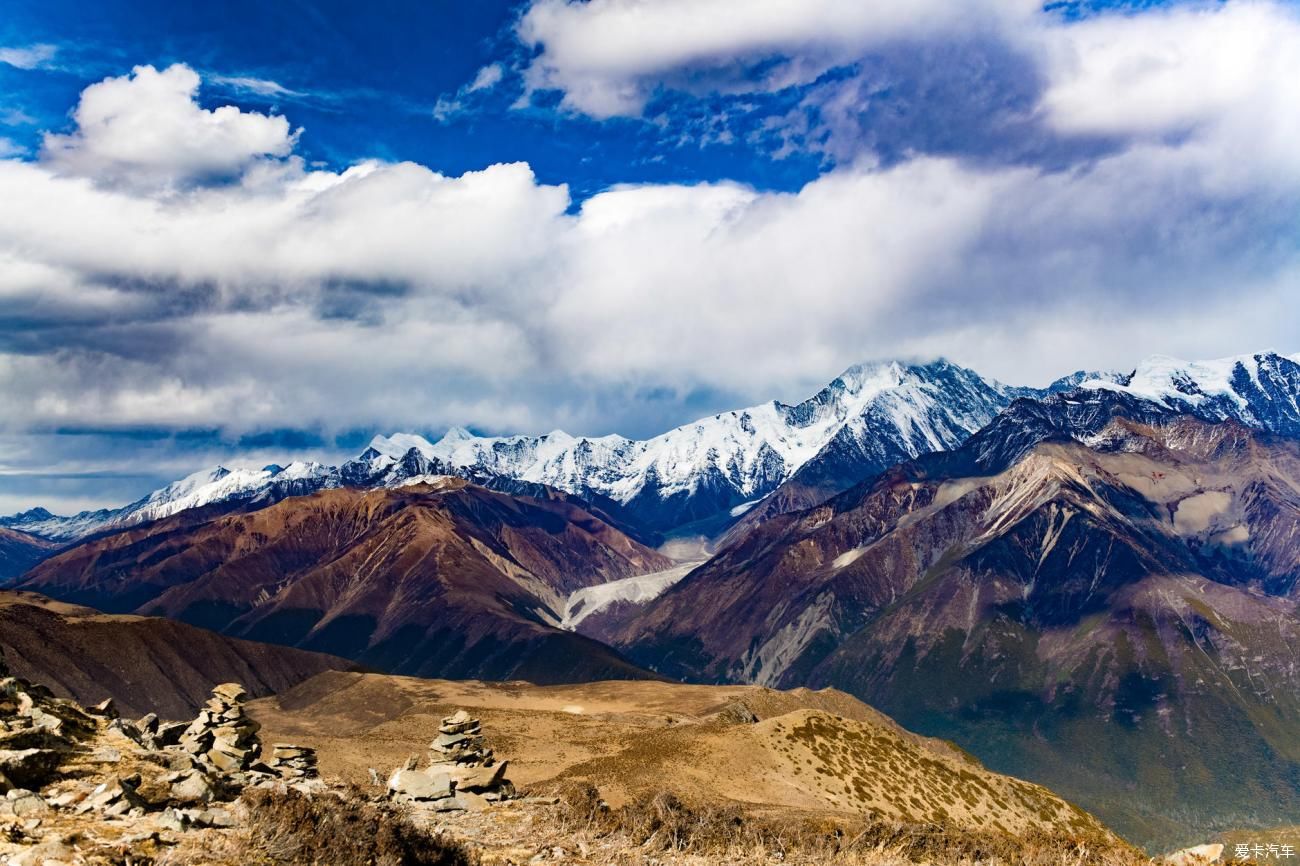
[1082, 352, 1278, 405]
[15, 350, 1298, 545]
[352, 357, 1020, 531]
[437, 426, 475, 445]
[368, 432, 437, 459]
[1078, 351, 1300, 435]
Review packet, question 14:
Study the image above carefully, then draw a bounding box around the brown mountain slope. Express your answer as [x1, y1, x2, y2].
[0, 590, 355, 718]
[18, 478, 673, 682]
[0, 525, 58, 584]
[609, 416, 1300, 849]
[249, 671, 1125, 850]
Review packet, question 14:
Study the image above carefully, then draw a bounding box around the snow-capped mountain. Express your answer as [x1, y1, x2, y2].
[1077, 352, 1300, 437]
[7, 351, 1299, 545]
[0, 462, 336, 543]
[337, 359, 1023, 533]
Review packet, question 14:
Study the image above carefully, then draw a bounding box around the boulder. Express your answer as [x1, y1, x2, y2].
[169, 770, 215, 805]
[448, 761, 508, 792]
[0, 748, 64, 790]
[387, 769, 453, 802]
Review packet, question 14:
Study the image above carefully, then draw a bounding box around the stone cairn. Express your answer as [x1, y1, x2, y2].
[265, 743, 319, 780]
[387, 709, 513, 810]
[178, 682, 261, 775]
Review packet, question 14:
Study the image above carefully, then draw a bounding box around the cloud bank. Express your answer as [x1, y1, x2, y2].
[3, 1, 1300, 509]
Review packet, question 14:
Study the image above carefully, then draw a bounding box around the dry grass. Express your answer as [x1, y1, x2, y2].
[542, 781, 1153, 865]
[163, 786, 479, 866]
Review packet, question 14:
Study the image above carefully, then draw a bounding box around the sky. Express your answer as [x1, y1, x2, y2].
[1, 0, 1299, 514]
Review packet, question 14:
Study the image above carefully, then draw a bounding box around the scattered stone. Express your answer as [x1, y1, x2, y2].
[0, 749, 63, 791]
[157, 807, 189, 833]
[169, 770, 215, 806]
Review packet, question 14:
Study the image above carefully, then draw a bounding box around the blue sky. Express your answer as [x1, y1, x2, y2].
[1, 0, 828, 199]
[1, 0, 1299, 513]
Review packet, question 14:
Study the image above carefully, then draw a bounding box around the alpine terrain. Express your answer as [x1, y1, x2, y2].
[608, 387, 1300, 847]
[17, 479, 670, 682]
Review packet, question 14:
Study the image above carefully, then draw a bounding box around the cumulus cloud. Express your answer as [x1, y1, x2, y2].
[41, 64, 299, 189]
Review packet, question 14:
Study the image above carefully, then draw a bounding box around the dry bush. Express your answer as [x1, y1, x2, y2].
[231, 785, 478, 866]
[546, 781, 1151, 865]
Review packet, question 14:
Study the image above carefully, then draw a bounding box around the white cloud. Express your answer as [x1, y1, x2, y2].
[0, 44, 57, 70]
[1039, 1, 1300, 180]
[209, 74, 304, 99]
[516, 0, 1036, 116]
[1, 34, 1299, 489]
[434, 63, 507, 121]
[468, 63, 504, 92]
[41, 64, 299, 190]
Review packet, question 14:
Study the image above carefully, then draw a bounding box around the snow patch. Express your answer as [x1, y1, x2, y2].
[560, 561, 702, 630]
[831, 547, 866, 570]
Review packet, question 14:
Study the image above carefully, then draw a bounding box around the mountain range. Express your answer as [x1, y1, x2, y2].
[8, 352, 1300, 553]
[6, 348, 1300, 850]
[17, 478, 668, 682]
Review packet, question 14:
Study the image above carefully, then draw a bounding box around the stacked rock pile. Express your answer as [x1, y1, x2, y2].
[178, 683, 261, 776]
[387, 709, 513, 810]
[265, 743, 319, 779]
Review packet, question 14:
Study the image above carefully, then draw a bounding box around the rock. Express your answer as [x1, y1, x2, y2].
[388, 769, 453, 801]
[197, 807, 236, 828]
[158, 807, 189, 833]
[169, 770, 215, 805]
[1164, 843, 1225, 865]
[2, 788, 50, 818]
[715, 701, 759, 724]
[434, 732, 468, 749]
[211, 683, 248, 703]
[431, 796, 469, 812]
[457, 791, 490, 811]
[155, 720, 188, 747]
[86, 699, 118, 719]
[134, 775, 175, 807]
[0, 748, 63, 790]
[449, 761, 507, 792]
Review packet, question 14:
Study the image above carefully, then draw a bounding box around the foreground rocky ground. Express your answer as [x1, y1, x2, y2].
[0, 650, 1237, 866]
